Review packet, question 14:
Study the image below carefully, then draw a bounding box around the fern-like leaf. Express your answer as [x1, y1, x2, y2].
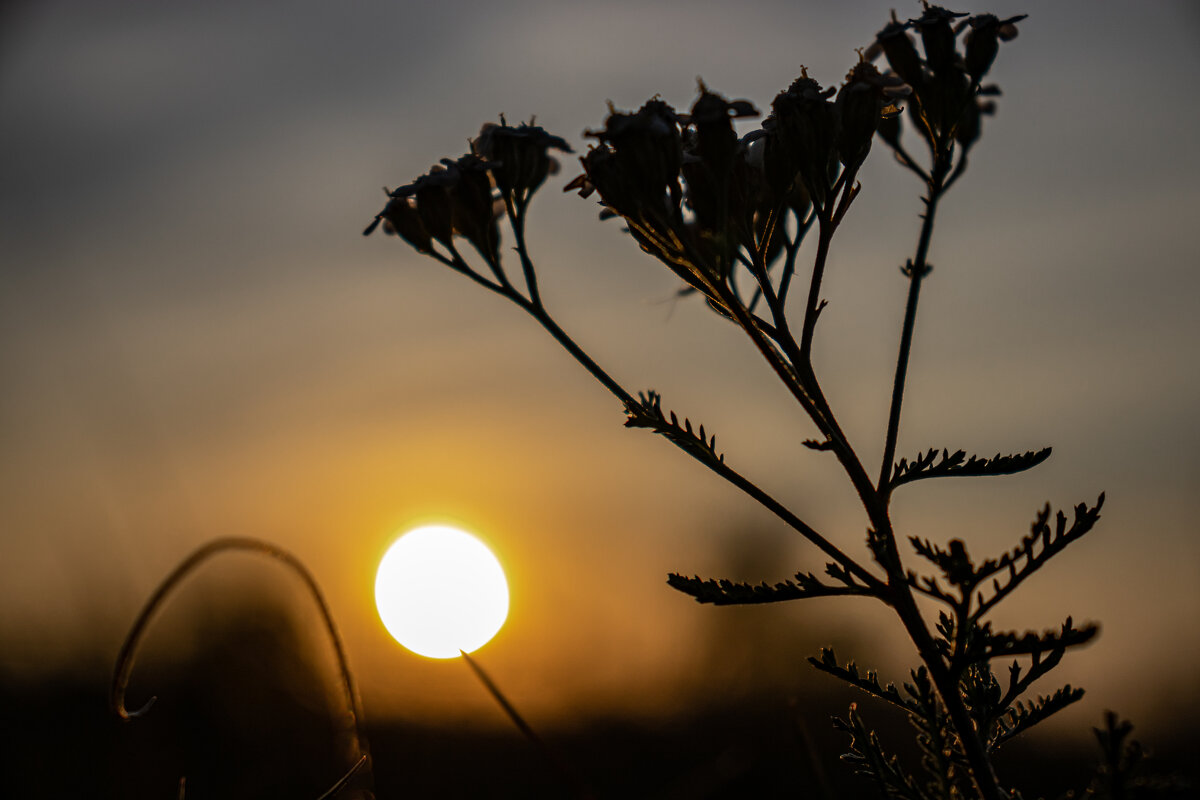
[990, 684, 1085, 749]
[1076, 712, 1190, 797]
[624, 390, 724, 465]
[808, 648, 916, 712]
[889, 447, 1051, 492]
[667, 569, 872, 605]
[964, 617, 1098, 665]
[834, 704, 932, 800]
[971, 495, 1105, 621]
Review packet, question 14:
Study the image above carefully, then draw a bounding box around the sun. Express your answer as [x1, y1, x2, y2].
[374, 524, 509, 659]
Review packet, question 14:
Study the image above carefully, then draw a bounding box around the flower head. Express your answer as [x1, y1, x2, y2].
[472, 118, 572, 197]
[912, 3, 968, 77]
[762, 69, 839, 206]
[685, 82, 757, 178]
[874, 13, 924, 89]
[964, 14, 1026, 83]
[571, 99, 685, 219]
[364, 154, 503, 264]
[837, 59, 908, 171]
[865, 5, 1024, 162]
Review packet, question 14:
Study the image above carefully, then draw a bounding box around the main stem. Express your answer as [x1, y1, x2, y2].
[891, 582, 1005, 799]
[869, 152, 1005, 800]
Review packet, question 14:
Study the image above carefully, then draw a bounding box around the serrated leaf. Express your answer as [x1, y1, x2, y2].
[668, 570, 871, 605]
[889, 447, 1052, 492]
[808, 648, 916, 712]
[991, 684, 1086, 748]
[624, 390, 725, 465]
[971, 496, 1105, 621]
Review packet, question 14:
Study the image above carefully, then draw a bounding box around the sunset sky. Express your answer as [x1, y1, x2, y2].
[2, 0, 1199, 748]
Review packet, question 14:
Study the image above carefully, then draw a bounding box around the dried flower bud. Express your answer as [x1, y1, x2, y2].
[837, 60, 908, 171]
[913, 4, 968, 77]
[579, 98, 685, 218]
[955, 96, 996, 151]
[875, 15, 924, 88]
[877, 104, 902, 149]
[687, 83, 758, 179]
[444, 154, 502, 263]
[944, 539, 975, 587]
[364, 193, 434, 253]
[680, 141, 719, 232]
[964, 14, 1026, 83]
[369, 157, 500, 257]
[576, 144, 639, 217]
[762, 69, 839, 207]
[410, 168, 457, 248]
[472, 118, 572, 196]
[677, 85, 759, 236]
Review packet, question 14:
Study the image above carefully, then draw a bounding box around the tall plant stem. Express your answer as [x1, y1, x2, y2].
[878, 161, 949, 492]
[461, 650, 590, 798]
[890, 587, 1006, 800]
[870, 152, 1006, 800]
[110, 538, 369, 777]
[523, 290, 880, 590]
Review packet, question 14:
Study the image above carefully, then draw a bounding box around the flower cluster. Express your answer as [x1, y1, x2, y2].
[566, 65, 903, 305]
[870, 4, 1024, 158]
[364, 120, 571, 269]
[566, 90, 760, 297]
[362, 155, 501, 264]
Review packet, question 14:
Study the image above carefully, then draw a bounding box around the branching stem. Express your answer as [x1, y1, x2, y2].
[493, 222, 885, 589]
[868, 146, 1008, 800]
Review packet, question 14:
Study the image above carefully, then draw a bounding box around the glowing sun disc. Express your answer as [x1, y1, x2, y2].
[375, 525, 509, 659]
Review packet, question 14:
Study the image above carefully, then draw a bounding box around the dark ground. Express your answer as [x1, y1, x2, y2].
[2, 667, 1195, 797]
[2, 600, 1194, 798]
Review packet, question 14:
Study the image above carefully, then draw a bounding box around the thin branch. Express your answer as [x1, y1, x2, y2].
[522, 302, 635, 407]
[891, 142, 932, 184]
[451, 233, 512, 295]
[777, 210, 812, 308]
[877, 157, 949, 493]
[461, 650, 589, 798]
[507, 192, 541, 307]
[427, 247, 508, 297]
[110, 538, 369, 775]
[798, 216, 834, 361]
[510, 257, 880, 589]
[315, 755, 369, 800]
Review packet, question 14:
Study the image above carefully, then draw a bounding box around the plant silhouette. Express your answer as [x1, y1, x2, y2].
[359, 6, 1193, 798]
[98, 6, 1193, 798]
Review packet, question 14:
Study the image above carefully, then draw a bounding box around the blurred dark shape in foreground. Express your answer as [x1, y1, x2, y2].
[0, 587, 1194, 798]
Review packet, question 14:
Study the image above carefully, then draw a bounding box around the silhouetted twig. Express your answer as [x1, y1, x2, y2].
[110, 537, 370, 787]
